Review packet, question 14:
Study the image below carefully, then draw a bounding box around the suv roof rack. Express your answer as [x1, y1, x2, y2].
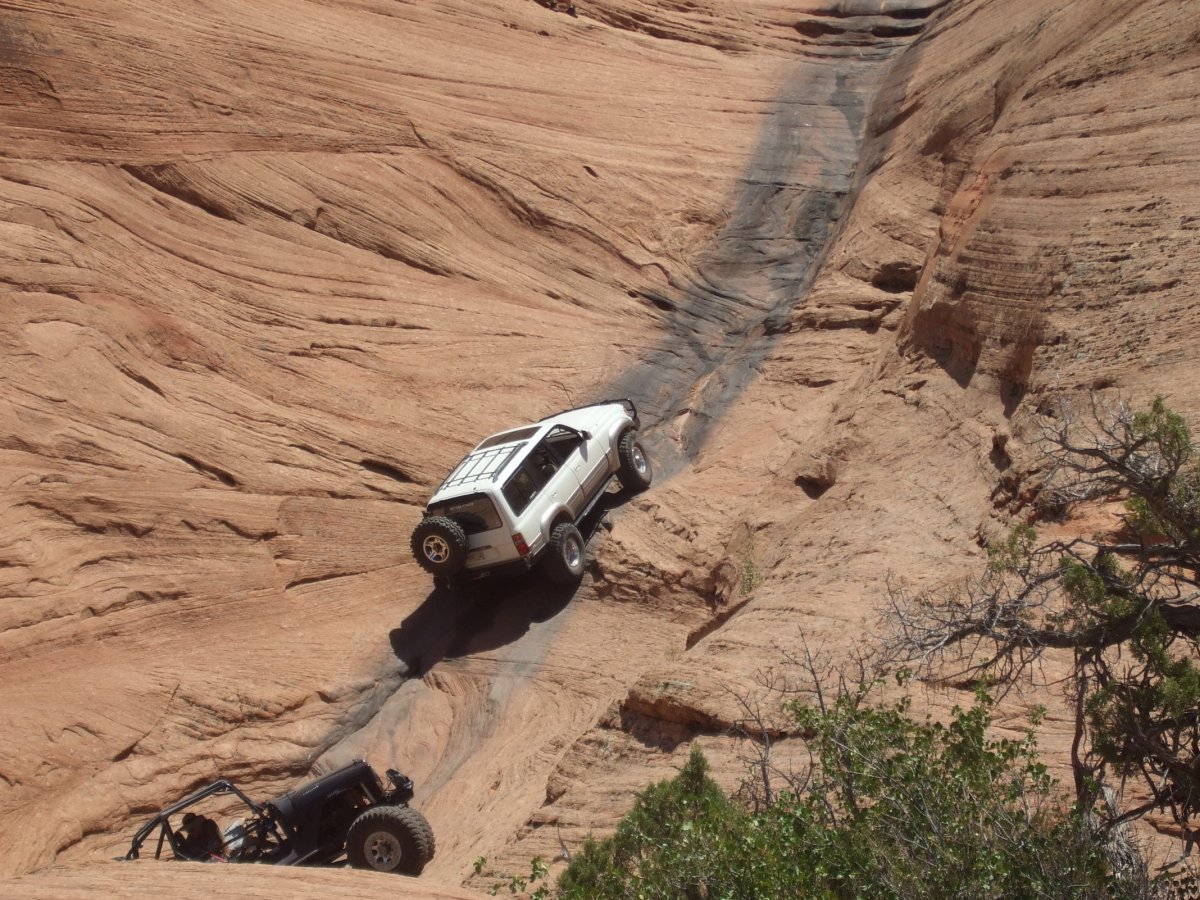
[438, 441, 526, 492]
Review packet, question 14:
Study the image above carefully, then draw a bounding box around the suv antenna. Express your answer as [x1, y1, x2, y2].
[556, 380, 574, 407]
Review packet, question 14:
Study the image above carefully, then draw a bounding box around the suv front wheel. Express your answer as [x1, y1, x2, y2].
[410, 516, 468, 576]
[617, 430, 652, 492]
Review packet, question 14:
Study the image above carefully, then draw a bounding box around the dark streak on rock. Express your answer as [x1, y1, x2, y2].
[684, 594, 754, 651]
[116, 364, 167, 399]
[217, 519, 279, 541]
[176, 453, 238, 487]
[361, 458, 416, 484]
[122, 164, 238, 222]
[316, 315, 430, 330]
[286, 571, 353, 590]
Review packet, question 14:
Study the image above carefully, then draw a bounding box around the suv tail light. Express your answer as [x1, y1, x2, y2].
[512, 533, 530, 557]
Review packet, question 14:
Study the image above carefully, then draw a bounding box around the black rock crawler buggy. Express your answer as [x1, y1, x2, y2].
[125, 760, 434, 876]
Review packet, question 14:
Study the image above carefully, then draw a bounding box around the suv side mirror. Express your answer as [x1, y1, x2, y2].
[579, 430, 591, 440]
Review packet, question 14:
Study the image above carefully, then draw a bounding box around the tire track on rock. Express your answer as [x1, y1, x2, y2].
[319, 3, 939, 884]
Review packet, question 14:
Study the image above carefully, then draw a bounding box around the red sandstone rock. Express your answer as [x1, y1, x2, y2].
[2, 0, 1199, 894]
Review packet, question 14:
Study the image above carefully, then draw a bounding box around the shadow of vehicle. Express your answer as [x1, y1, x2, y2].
[390, 487, 631, 675]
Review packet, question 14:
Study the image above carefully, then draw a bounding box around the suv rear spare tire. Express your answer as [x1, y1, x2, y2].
[346, 805, 435, 875]
[411, 516, 468, 576]
[617, 430, 652, 492]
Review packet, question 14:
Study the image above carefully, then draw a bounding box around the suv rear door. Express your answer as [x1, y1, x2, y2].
[545, 426, 609, 512]
[427, 493, 509, 568]
[510, 440, 584, 519]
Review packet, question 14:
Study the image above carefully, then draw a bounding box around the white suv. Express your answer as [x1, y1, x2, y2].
[410, 399, 652, 586]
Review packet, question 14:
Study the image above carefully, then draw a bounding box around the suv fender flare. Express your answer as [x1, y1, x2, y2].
[535, 506, 576, 554]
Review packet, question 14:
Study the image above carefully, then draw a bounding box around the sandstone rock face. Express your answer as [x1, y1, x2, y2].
[2, 0, 1198, 894]
[0, 859, 482, 899]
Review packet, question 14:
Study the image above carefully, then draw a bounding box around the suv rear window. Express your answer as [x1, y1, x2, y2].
[428, 494, 502, 535]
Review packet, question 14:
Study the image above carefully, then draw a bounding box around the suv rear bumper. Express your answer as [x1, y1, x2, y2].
[438, 555, 537, 588]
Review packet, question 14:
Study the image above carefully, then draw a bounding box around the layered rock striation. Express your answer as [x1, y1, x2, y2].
[2, 0, 1198, 894]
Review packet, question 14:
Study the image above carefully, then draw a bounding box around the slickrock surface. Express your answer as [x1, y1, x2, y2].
[2, 0, 1198, 895]
[0, 860, 481, 899]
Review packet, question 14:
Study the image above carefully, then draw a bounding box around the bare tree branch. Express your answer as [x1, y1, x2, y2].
[884, 394, 1200, 847]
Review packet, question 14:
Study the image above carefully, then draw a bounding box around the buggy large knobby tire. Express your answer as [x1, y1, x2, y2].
[544, 521, 586, 585]
[346, 805, 435, 875]
[616, 429, 652, 492]
[411, 516, 468, 576]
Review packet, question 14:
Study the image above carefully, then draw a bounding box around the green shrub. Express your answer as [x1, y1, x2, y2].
[558, 689, 1138, 899]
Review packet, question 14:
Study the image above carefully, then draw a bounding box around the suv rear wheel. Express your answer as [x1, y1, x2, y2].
[346, 805, 435, 875]
[545, 521, 586, 585]
[410, 516, 468, 576]
[617, 430, 652, 492]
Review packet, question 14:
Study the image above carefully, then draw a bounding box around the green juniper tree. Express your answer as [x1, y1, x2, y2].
[887, 396, 1200, 853]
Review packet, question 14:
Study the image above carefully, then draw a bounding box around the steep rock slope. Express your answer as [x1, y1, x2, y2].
[0, 0, 928, 881]
[472, 0, 1200, 883]
[2, 0, 1199, 894]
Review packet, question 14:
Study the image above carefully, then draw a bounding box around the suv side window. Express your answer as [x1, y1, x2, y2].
[527, 442, 561, 482]
[545, 426, 584, 461]
[503, 464, 542, 515]
[503, 437, 571, 516]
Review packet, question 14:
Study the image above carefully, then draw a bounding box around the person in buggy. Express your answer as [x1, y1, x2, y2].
[177, 811, 224, 860]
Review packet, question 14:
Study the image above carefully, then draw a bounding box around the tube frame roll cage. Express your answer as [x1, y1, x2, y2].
[125, 779, 266, 861]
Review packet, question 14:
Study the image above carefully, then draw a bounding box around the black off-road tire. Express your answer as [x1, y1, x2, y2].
[410, 516, 468, 576]
[346, 805, 435, 875]
[616, 430, 652, 492]
[544, 521, 586, 585]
